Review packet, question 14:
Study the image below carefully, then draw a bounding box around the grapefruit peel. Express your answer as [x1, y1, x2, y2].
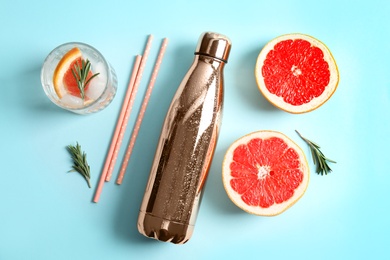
[53, 47, 82, 99]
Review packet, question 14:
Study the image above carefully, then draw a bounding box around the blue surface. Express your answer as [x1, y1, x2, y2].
[1, 1, 389, 259]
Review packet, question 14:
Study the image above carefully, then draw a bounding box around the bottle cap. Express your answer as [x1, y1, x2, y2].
[195, 32, 231, 63]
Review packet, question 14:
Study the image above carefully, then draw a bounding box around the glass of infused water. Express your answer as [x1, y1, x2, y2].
[41, 42, 117, 114]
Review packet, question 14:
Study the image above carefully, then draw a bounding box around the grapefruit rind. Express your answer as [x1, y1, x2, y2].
[222, 130, 309, 216]
[255, 33, 339, 114]
[53, 47, 82, 99]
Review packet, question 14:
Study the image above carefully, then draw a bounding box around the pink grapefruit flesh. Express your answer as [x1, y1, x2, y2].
[222, 130, 309, 216]
[53, 47, 93, 98]
[255, 33, 339, 113]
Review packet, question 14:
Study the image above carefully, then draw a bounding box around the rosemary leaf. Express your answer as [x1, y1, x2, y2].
[295, 130, 336, 175]
[85, 72, 100, 87]
[71, 59, 99, 101]
[67, 142, 91, 188]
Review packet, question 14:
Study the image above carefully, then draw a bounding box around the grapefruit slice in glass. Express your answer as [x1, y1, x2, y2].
[222, 130, 309, 216]
[255, 33, 339, 113]
[53, 47, 93, 99]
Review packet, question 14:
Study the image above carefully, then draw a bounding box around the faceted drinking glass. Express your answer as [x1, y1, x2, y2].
[41, 42, 117, 114]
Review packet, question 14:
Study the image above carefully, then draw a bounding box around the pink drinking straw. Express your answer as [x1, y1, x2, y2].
[104, 34, 154, 182]
[93, 55, 142, 203]
[117, 38, 168, 185]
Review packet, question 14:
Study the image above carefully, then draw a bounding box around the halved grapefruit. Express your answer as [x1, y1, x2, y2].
[53, 47, 93, 99]
[255, 33, 339, 113]
[222, 130, 309, 216]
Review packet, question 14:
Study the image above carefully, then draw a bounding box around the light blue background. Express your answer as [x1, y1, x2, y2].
[1, 0, 389, 259]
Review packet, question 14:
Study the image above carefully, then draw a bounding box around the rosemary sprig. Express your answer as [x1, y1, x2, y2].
[71, 59, 100, 100]
[295, 130, 336, 175]
[67, 142, 91, 188]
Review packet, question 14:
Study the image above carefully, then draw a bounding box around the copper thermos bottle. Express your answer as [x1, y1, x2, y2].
[137, 32, 231, 244]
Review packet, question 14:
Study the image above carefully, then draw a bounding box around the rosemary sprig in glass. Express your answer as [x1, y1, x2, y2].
[295, 130, 336, 175]
[71, 59, 100, 100]
[67, 142, 91, 188]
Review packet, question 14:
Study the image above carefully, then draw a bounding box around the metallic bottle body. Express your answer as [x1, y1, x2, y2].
[137, 55, 225, 244]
